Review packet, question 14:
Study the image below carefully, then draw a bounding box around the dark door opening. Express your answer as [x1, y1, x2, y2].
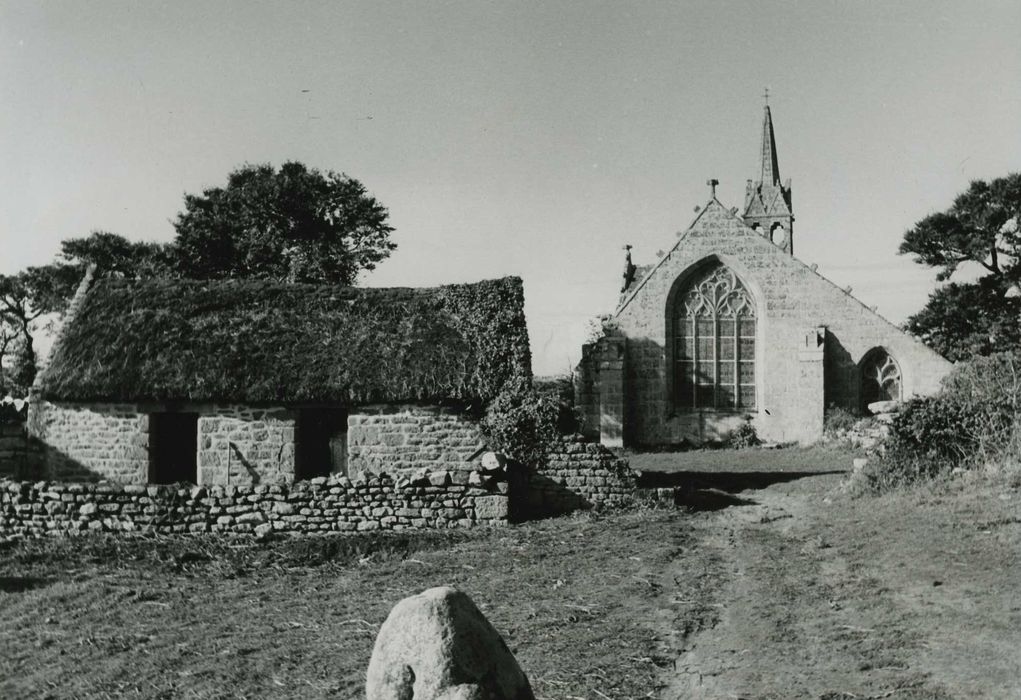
[296, 409, 348, 480]
[149, 412, 198, 484]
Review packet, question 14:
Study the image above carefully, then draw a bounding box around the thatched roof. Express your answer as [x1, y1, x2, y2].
[38, 276, 531, 404]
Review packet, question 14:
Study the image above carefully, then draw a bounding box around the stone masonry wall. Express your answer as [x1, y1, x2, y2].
[197, 406, 296, 486]
[612, 202, 953, 446]
[0, 422, 43, 479]
[525, 435, 636, 516]
[347, 404, 483, 477]
[28, 401, 148, 482]
[27, 401, 299, 485]
[0, 468, 510, 539]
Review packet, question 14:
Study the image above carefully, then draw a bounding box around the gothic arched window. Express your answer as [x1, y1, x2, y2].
[860, 348, 902, 409]
[672, 264, 756, 411]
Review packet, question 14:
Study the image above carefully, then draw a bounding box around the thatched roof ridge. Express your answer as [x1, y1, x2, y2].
[38, 276, 531, 404]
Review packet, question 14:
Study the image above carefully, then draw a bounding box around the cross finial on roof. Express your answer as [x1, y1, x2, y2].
[763, 86, 769, 106]
[707, 178, 719, 198]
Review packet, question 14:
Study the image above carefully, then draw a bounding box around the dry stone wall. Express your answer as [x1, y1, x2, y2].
[348, 405, 484, 477]
[0, 468, 510, 539]
[524, 436, 636, 516]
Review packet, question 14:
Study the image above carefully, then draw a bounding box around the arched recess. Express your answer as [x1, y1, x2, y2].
[859, 347, 903, 411]
[665, 258, 760, 413]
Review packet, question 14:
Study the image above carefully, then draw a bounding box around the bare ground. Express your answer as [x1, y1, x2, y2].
[636, 448, 1021, 700]
[1, 446, 1018, 699]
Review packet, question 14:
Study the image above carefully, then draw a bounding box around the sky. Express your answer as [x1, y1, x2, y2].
[2, 1, 1020, 375]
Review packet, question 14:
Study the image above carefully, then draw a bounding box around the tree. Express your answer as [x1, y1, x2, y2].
[900, 173, 1021, 360]
[0, 231, 175, 391]
[173, 162, 396, 285]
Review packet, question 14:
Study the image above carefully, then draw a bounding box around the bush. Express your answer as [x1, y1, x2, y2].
[480, 384, 574, 466]
[727, 421, 759, 449]
[824, 405, 859, 436]
[865, 352, 1021, 492]
[847, 440, 943, 495]
[533, 374, 574, 406]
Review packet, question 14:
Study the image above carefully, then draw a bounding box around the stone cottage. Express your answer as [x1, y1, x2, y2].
[29, 271, 531, 485]
[576, 104, 953, 447]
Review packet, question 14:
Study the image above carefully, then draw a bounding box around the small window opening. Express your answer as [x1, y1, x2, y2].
[770, 223, 786, 245]
[296, 409, 348, 480]
[149, 413, 198, 484]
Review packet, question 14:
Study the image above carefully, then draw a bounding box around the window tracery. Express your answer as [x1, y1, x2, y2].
[672, 264, 756, 412]
[861, 349, 902, 408]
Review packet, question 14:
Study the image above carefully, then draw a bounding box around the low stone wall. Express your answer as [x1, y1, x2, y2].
[348, 404, 483, 477]
[525, 435, 637, 516]
[0, 468, 510, 539]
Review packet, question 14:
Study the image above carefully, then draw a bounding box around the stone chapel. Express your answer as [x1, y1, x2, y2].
[575, 104, 953, 447]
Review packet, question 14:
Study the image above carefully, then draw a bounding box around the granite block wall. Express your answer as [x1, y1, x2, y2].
[28, 401, 149, 482]
[197, 406, 297, 486]
[608, 202, 953, 446]
[0, 423, 43, 479]
[28, 401, 488, 486]
[347, 404, 483, 477]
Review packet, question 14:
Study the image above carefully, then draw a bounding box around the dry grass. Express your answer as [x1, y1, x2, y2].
[0, 507, 685, 700]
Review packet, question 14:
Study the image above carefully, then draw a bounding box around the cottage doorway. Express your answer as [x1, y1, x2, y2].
[149, 412, 199, 484]
[296, 409, 348, 480]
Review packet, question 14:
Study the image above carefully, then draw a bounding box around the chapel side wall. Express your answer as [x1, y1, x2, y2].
[196, 406, 296, 486]
[27, 401, 149, 482]
[347, 404, 484, 477]
[614, 206, 953, 445]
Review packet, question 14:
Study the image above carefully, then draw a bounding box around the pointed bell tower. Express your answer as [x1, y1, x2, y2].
[743, 93, 794, 255]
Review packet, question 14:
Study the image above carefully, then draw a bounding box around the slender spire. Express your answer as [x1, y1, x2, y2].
[760, 104, 781, 186]
[744, 96, 794, 256]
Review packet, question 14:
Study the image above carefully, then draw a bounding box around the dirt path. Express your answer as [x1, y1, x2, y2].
[651, 463, 1021, 700]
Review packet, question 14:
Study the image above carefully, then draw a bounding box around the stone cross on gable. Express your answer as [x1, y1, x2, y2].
[707, 178, 719, 198]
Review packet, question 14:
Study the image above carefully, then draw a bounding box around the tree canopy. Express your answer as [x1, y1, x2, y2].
[0, 231, 170, 392]
[173, 162, 395, 285]
[900, 173, 1021, 361]
[2, 162, 395, 393]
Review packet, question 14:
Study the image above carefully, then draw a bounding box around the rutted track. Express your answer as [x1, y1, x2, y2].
[639, 457, 1020, 700]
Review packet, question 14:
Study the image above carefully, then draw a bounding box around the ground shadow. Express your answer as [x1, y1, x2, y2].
[638, 469, 844, 493]
[673, 488, 758, 511]
[0, 576, 50, 593]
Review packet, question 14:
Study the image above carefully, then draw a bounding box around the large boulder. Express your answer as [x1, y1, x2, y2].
[365, 586, 535, 700]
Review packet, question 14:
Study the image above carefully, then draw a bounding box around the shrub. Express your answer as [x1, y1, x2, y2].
[480, 384, 574, 466]
[824, 405, 858, 436]
[727, 421, 759, 449]
[533, 374, 574, 406]
[864, 352, 1021, 492]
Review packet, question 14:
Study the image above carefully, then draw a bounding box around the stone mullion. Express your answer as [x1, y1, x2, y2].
[713, 314, 720, 410]
[731, 318, 739, 411]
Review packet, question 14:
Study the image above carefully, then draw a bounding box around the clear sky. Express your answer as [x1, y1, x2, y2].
[3, 1, 1020, 375]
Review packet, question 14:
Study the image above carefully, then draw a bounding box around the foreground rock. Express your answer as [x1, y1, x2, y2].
[366, 586, 535, 700]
